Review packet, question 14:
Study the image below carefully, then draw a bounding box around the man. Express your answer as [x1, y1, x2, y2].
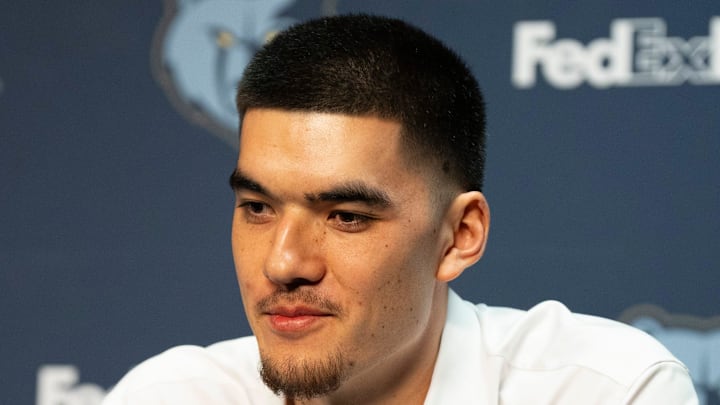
[104, 14, 697, 404]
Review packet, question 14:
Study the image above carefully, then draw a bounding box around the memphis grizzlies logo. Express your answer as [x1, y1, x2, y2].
[151, 0, 297, 147]
[620, 305, 720, 405]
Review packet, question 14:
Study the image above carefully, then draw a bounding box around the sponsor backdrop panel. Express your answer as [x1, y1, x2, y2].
[0, 1, 717, 404]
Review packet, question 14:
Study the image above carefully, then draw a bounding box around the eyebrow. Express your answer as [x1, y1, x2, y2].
[229, 169, 273, 198]
[307, 182, 393, 209]
[229, 169, 392, 209]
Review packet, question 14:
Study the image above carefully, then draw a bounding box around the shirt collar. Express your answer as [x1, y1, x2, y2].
[424, 289, 498, 404]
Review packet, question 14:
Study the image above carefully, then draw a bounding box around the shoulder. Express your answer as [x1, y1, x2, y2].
[473, 299, 681, 383]
[103, 337, 281, 404]
[449, 294, 697, 403]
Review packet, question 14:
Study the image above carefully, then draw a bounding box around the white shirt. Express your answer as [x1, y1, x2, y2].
[103, 290, 698, 404]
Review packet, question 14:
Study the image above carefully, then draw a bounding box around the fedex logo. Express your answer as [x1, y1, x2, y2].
[512, 17, 720, 89]
[36, 365, 105, 405]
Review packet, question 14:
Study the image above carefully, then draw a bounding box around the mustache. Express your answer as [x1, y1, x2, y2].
[256, 289, 343, 316]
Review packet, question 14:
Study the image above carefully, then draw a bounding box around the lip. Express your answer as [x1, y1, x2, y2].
[264, 305, 332, 334]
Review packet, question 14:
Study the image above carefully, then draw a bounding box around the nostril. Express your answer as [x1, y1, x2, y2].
[285, 277, 320, 291]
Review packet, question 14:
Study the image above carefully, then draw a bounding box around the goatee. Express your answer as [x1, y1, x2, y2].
[260, 349, 351, 399]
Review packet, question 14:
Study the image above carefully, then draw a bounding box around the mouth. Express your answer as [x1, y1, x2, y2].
[264, 305, 333, 334]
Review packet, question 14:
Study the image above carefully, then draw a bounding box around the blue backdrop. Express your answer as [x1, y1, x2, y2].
[1, 1, 718, 404]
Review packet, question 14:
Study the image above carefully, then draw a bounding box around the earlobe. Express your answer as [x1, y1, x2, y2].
[436, 191, 490, 282]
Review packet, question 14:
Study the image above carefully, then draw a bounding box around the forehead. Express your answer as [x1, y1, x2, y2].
[238, 109, 415, 185]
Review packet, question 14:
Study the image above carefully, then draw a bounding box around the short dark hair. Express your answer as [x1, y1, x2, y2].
[236, 14, 486, 191]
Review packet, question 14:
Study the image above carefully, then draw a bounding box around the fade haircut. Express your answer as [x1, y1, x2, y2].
[236, 14, 486, 191]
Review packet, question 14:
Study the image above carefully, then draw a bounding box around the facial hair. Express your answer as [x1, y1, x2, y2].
[255, 289, 350, 398]
[260, 348, 351, 399]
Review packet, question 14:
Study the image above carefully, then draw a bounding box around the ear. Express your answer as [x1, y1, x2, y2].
[436, 191, 490, 282]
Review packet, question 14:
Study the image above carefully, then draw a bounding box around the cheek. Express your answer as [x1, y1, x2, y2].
[231, 225, 267, 298]
[377, 226, 441, 314]
[332, 226, 438, 321]
[230, 214, 246, 264]
[233, 246, 269, 328]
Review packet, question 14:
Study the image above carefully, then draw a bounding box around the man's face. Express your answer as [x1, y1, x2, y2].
[231, 109, 450, 399]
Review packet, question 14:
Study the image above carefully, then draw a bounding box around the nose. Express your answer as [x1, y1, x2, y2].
[264, 212, 325, 289]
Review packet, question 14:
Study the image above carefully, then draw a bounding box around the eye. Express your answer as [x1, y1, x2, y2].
[328, 211, 373, 233]
[238, 201, 274, 224]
